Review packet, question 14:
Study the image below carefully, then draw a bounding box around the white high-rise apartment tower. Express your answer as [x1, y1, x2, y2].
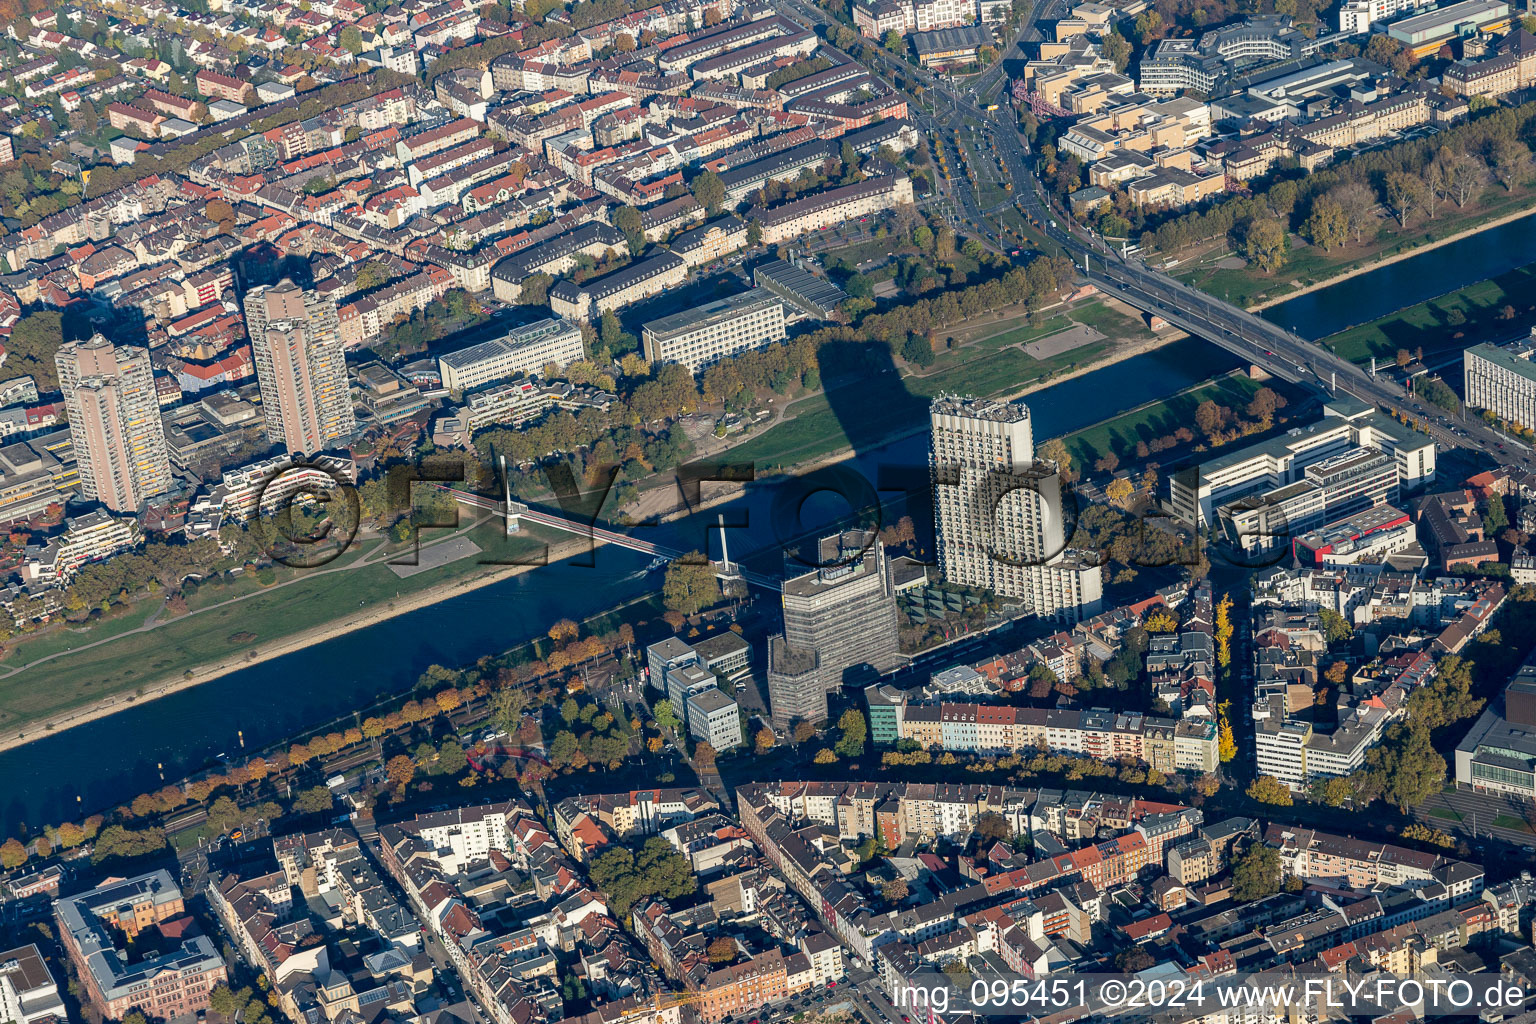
[929, 394, 1103, 622]
[56, 335, 172, 513]
[244, 278, 356, 454]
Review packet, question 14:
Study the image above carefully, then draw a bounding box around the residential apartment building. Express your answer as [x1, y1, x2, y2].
[766, 531, 903, 725]
[22, 509, 139, 586]
[56, 334, 172, 512]
[881, 700, 1221, 773]
[641, 289, 786, 372]
[0, 944, 66, 1024]
[1167, 397, 1435, 527]
[1464, 337, 1536, 429]
[549, 252, 689, 321]
[244, 278, 356, 454]
[754, 175, 914, 246]
[55, 871, 228, 1021]
[930, 394, 1103, 621]
[438, 318, 586, 392]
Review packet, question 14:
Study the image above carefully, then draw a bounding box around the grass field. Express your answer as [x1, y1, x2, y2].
[728, 301, 1150, 470]
[0, 520, 557, 735]
[1320, 263, 1536, 364]
[1058, 373, 1262, 468]
[1175, 187, 1536, 308]
[1428, 807, 1463, 821]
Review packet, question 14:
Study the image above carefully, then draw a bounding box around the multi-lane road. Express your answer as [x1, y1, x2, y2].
[773, 0, 1534, 472]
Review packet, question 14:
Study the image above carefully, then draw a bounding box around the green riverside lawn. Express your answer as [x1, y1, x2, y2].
[1319, 262, 1536, 365]
[0, 520, 556, 736]
[1060, 373, 1262, 469]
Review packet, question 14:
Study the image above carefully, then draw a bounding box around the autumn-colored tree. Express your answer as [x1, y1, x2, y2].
[755, 728, 775, 754]
[1218, 701, 1237, 763]
[694, 741, 717, 769]
[386, 755, 416, 788]
[707, 936, 737, 963]
[1325, 661, 1349, 685]
[648, 736, 665, 753]
[1215, 594, 1234, 669]
[57, 822, 85, 848]
[435, 688, 462, 713]
[0, 837, 26, 869]
[245, 757, 269, 782]
[813, 748, 838, 764]
[1143, 608, 1178, 632]
[793, 722, 817, 745]
[1247, 774, 1293, 806]
[882, 877, 909, 902]
[549, 618, 580, 644]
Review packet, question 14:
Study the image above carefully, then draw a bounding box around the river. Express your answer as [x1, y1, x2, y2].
[0, 336, 1237, 834]
[1260, 213, 1536, 341]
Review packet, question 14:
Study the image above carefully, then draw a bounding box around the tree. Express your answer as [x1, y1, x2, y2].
[1039, 438, 1072, 479]
[793, 721, 817, 745]
[1365, 724, 1445, 810]
[1101, 28, 1130, 71]
[385, 754, 415, 788]
[882, 28, 902, 51]
[690, 169, 725, 214]
[1303, 197, 1348, 251]
[1143, 608, 1178, 632]
[489, 686, 528, 734]
[976, 812, 1012, 845]
[813, 747, 838, 764]
[1384, 172, 1428, 226]
[834, 708, 867, 757]
[755, 727, 774, 754]
[882, 877, 909, 902]
[1364, 32, 1412, 75]
[1105, 478, 1134, 506]
[1243, 218, 1287, 274]
[1231, 842, 1282, 901]
[694, 741, 717, 769]
[549, 730, 580, 768]
[0, 837, 25, 869]
[1490, 138, 1532, 192]
[1309, 776, 1353, 807]
[1432, 149, 1487, 209]
[1318, 608, 1352, 647]
[1331, 182, 1378, 243]
[613, 205, 645, 255]
[293, 786, 333, 814]
[901, 332, 935, 367]
[1246, 774, 1293, 806]
[662, 555, 721, 616]
[707, 936, 737, 963]
[338, 25, 363, 53]
[354, 260, 391, 292]
[1215, 595, 1234, 669]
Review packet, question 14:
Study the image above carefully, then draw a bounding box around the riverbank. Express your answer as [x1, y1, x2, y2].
[0, 531, 593, 755]
[1247, 203, 1536, 314]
